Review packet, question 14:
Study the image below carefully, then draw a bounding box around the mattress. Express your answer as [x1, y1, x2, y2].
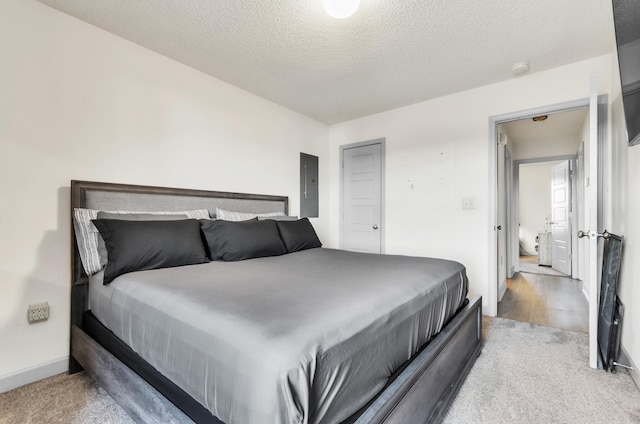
[88, 247, 468, 424]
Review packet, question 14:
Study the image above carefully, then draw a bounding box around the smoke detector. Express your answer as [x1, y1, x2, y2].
[511, 62, 530, 75]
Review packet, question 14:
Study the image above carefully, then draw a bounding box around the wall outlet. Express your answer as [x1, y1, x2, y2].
[28, 302, 49, 323]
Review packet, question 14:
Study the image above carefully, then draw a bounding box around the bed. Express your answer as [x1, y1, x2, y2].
[69, 180, 482, 424]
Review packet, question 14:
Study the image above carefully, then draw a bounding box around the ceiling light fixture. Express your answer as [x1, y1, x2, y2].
[323, 0, 360, 19]
[511, 61, 530, 75]
[532, 115, 548, 122]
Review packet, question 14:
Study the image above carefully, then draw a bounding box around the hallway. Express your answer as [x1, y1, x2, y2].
[498, 270, 588, 333]
[518, 255, 569, 278]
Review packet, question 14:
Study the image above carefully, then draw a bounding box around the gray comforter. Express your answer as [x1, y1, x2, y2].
[89, 248, 468, 424]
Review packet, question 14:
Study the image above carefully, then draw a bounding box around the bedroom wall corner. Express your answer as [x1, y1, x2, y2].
[0, 0, 330, 382]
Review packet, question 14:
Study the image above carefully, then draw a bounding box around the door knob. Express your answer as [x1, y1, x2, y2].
[578, 230, 610, 239]
[496, 225, 502, 230]
[373, 225, 379, 230]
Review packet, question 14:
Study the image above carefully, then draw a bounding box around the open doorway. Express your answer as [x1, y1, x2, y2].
[496, 108, 589, 333]
[517, 160, 574, 278]
[489, 84, 609, 369]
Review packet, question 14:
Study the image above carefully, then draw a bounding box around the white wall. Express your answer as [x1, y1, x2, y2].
[619, 138, 640, 379]
[610, 49, 640, 382]
[328, 54, 613, 311]
[518, 162, 559, 254]
[0, 0, 329, 385]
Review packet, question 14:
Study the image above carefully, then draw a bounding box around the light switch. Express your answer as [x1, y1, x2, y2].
[462, 198, 476, 210]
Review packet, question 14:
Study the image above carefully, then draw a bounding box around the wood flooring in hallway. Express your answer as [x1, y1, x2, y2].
[498, 266, 589, 333]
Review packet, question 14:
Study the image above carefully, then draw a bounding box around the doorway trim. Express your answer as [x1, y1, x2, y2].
[575, 142, 585, 284]
[339, 138, 386, 253]
[487, 98, 591, 317]
[513, 155, 577, 278]
[504, 146, 513, 279]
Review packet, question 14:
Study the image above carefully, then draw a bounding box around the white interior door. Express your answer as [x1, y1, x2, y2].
[586, 75, 600, 369]
[551, 160, 571, 275]
[342, 143, 382, 253]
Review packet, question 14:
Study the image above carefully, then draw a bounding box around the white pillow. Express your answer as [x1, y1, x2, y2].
[73, 208, 210, 276]
[215, 207, 285, 222]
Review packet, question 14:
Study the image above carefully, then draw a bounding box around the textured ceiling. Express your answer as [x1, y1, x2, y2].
[37, 0, 616, 124]
[500, 108, 589, 146]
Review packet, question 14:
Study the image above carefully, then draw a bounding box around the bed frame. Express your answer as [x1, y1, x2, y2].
[69, 180, 482, 424]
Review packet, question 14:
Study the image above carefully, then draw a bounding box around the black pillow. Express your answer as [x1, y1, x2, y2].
[92, 219, 209, 285]
[275, 218, 322, 253]
[95, 212, 189, 267]
[200, 219, 286, 261]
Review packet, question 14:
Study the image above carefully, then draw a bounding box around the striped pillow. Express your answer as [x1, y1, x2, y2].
[73, 208, 210, 276]
[215, 207, 285, 222]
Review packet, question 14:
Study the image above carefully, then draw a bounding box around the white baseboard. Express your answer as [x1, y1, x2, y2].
[498, 279, 507, 302]
[0, 356, 68, 393]
[619, 346, 640, 391]
[581, 281, 589, 301]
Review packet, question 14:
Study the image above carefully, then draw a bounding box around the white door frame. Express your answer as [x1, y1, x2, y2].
[588, 81, 609, 369]
[513, 155, 577, 277]
[575, 142, 585, 283]
[504, 146, 514, 278]
[339, 138, 386, 252]
[488, 97, 597, 317]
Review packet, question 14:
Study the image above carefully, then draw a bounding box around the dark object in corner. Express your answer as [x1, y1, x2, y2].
[610, 297, 625, 373]
[597, 231, 623, 372]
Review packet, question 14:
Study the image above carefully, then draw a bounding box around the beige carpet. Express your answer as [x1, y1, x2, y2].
[2, 318, 639, 424]
[0, 372, 134, 424]
[444, 318, 640, 424]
